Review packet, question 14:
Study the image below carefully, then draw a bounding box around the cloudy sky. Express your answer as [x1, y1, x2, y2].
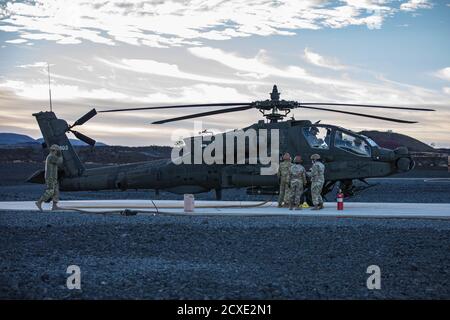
[0, 0, 449, 147]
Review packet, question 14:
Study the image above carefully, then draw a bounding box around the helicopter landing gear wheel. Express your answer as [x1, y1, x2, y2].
[339, 179, 354, 197]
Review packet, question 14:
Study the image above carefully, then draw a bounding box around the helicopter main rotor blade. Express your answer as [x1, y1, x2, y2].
[300, 103, 434, 112]
[152, 105, 254, 124]
[299, 106, 417, 123]
[99, 103, 252, 113]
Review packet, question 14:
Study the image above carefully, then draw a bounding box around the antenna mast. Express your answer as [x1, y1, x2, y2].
[47, 63, 52, 112]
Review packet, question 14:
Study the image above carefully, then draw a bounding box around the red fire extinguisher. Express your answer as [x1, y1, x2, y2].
[337, 189, 344, 210]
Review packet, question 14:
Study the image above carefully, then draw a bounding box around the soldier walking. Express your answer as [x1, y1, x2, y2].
[277, 153, 291, 207]
[309, 153, 325, 210]
[35, 144, 63, 211]
[289, 155, 307, 210]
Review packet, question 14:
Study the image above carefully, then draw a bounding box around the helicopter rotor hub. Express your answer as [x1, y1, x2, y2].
[254, 97, 298, 123]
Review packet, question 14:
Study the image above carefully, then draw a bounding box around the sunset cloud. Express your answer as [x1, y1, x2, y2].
[434, 67, 450, 81]
[400, 0, 433, 11]
[0, 0, 448, 147]
[0, 0, 430, 48]
[303, 48, 348, 70]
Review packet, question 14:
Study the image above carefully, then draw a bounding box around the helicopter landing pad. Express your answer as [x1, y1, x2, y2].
[0, 200, 449, 219]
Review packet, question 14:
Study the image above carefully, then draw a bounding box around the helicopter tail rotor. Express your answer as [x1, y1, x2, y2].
[70, 108, 97, 127]
[66, 108, 97, 146]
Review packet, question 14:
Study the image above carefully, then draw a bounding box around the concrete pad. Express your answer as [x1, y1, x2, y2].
[0, 200, 449, 219]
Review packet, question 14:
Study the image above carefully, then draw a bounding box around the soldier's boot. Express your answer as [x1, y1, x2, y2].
[289, 204, 293, 210]
[35, 200, 43, 212]
[277, 203, 283, 208]
[51, 202, 60, 211]
[311, 204, 320, 210]
[319, 202, 324, 210]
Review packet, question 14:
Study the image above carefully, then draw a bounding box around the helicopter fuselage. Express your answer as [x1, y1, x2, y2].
[28, 115, 413, 200]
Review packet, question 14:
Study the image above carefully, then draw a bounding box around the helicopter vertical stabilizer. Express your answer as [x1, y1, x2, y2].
[33, 111, 85, 178]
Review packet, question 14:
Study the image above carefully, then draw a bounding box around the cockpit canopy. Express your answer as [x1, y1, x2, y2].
[302, 126, 331, 149]
[302, 125, 377, 157]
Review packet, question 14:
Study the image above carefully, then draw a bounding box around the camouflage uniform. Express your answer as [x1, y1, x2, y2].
[39, 151, 63, 203]
[310, 161, 325, 206]
[289, 163, 307, 208]
[277, 160, 292, 206]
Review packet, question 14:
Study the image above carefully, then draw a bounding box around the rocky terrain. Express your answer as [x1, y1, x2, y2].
[1, 211, 449, 299]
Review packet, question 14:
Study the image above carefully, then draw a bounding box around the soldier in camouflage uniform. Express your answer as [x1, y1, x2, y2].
[35, 144, 63, 211]
[289, 155, 307, 210]
[309, 153, 325, 210]
[277, 153, 291, 207]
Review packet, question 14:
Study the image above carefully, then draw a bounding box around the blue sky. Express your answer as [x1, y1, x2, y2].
[0, 0, 449, 147]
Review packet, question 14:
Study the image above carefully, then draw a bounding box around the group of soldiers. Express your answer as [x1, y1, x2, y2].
[277, 152, 325, 210]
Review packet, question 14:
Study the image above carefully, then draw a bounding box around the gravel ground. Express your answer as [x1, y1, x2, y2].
[1, 165, 449, 299]
[1, 210, 449, 299]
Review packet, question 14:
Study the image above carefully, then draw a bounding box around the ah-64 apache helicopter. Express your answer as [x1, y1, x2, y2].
[28, 85, 434, 203]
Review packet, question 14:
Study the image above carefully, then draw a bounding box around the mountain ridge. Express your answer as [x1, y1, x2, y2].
[0, 131, 442, 152]
[0, 132, 106, 147]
